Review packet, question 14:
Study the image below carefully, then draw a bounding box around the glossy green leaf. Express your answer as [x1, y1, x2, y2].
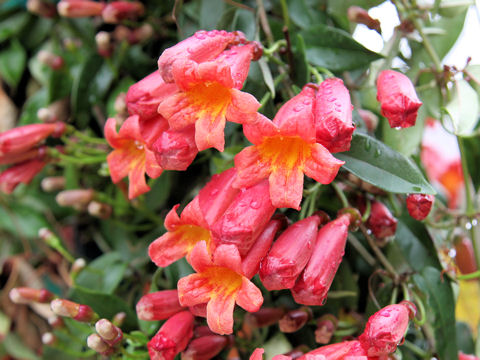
[288, 0, 326, 29]
[336, 133, 436, 194]
[74, 252, 127, 294]
[200, 0, 225, 30]
[0, 39, 26, 88]
[413, 267, 458, 360]
[300, 24, 382, 71]
[69, 286, 137, 331]
[0, 12, 30, 43]
[292, 34, 309, 87]
[258, 57, 275, 98]
[3, 334, 39, 360]
[444, 79, 479, 137]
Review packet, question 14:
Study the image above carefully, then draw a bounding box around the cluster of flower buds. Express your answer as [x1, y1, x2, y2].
[0, 122, 66, 194]
[250, 301, 416, 359]
[377, 70, 422, 129]
[87, 318, 123, 356]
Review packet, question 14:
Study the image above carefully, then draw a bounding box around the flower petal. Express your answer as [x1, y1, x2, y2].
[107, 149, 133, 184]
[145, 149, 163, 179]
[188, 241, 213, 273]
[226, 89, 260, 125]
[212, 244, 243, 274]
[236, 277, 263, 312]
[233, 146, 270, 189]
[269, 167, 304, 210]
[194, 111, 226, 152]
[127, 159, 149, 199]
[177, 274, 212, 307]
[158, 92, 195, 131]
[303, 144, 344, 185]
[104, 117, 123, 148]
[206, 293, 236, 335]
[242, 114, 277, 145]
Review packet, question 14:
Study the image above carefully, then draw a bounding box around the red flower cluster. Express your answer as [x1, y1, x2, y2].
[0, 122, 65, 194]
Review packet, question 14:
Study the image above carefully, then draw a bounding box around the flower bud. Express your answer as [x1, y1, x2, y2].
[358, 301, 416, 357]
[9, 287, 55, 304]
[37, 50, 64, 70]
[366, 201, 397, 240]
[358, 109, 378, 132]
[102, 1, 145, 23]
[153, 126, 199, 171]
[57, 0, 105, 17]
[41, 176, 66, 192]
[279, 307, 313, 333]
[406, 194, 434, 220]
[347, 6, 381, 32]
[136, 290, 185, 321]
[291, 214, 350, 306]
[181, 335, 228, 360]
[459, 352, 480, 360]
[0, 158, 48, 194]
[87, 333, 113, 355]
[260, 214, 321, 290]
[315, 315, 337, 344]
[314, 78, 355, 153]
[244, 307, 287, 329]
[48, 315, 65, 329]
[454, 235, 478, 275]
[51, 299, 98, 322]
[148, 311, 195, 360]
[95, 31, 113, 58]
[55, 189, 95, 210]
[376, 70, 422, 129]
[27, 0, 56, 17]
[95, 318, 123, 346]
[298, 340, 366, 359]
[88, 201, 112, 219]
[113, 312, 127, 327]
[42, 332, 57, 346]
[114, 92, 127, 116]
[0, 122, 65, 156]
[0, 146, 47, 166]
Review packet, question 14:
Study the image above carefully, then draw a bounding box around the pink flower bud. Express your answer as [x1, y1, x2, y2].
[48, 315, 65, 329]
[95, 31, 113, 58]
[37, 50, 64, 70]
[41, 176, 66, 192]
[291, 214, 350, 306]
[95, 318, 123, 346]
[366, 201, 397, 239]
[459, 352, 480, 360]
[27, 0, 57, 17]
[260, 214, 321, 290]
[0, 146, 47, 166]
[0, 122, 65, 156]
[298, 340, 366, 359]
[57, 0, 105, 17]
[181, 335, 228, 360]
[314, 78, 355, 153]
[278, 307, 313, 333]
[244, 307, 286, 328]
[9, 287, 55, 304]
[136, 290, 185, 321]
[377, 70, 422, 128]
[148, 311, 195, 360]
[0, 158, 48, 194]
[358, 109, 378, 132]
[51, 299, 98, 322]
[55, 189, 95, 210]
[347, 6, 381, 32]
[88, 201, 112, 219]
[406, 194, 434, 220]
[315, 315, 337, 344]
[454, 235, 478, 275]
[113, 312, 127, 326]
[358, 301, 416, 357]
[87, 333, 113, 355]
[102, 1, 145, 23]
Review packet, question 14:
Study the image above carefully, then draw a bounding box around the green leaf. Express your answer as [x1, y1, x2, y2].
[336, 133, 436, 194]
[0, 39, 26, 88]
[199, 0, 226, 30]
[444, 79, 479, 137]
[48, 69, 73, 103]
[300, 24, 382, 71]
[292, 34, 310, 87]
[288, 0, 326, 29]
[0, 12, 30, 43]
[74, 252, 127, 294]
[18, 88, 48, 125]
[69, 286, 137, 331]
[3, 334, 39, 360]
[258, 57, 275, 99]
[382, 112, 426, 157]
[413, 267, 458, 360]
[232, 9, 256, 40]
[456, 322, 475, 354]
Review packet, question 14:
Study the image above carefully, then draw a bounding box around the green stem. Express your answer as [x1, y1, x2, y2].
[457, 269, 480, 280]
[410, 16, 442, 72]
[309, 66, 324, 84]
[347, 233, 376, 267]
[331, 182, 349, 208]
[49, 149, 107, 165]
[327, 290, 357, 298]
[67, 126, 108, 145]
[279, 0, 290, 28]
[402, 340, 430, 358]
[263, 39, 286, 56]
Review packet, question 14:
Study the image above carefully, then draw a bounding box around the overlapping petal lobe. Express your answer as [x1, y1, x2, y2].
[148, 232, 194, 268]
[164, 204, 182, 231]
[226, 90, 261, 125]
[198, 168, 239, 226]
[188, 241, 213, 273]
[269, 168, 304, 210]
[206, 293, 236, 335]
[304, 143, 344, 184]
[158, 30, 241, 83]
[153, 126, 198, 171]
[233, 146, 271, 189]
[242, 114, 278, 145]
[273, 87, 316, 142]
[216, 44, 256, 89]
[106, 149, 132, 183]
[145, 149, 163, 179]
[104, 117, 123, 148]
[118, 115, 143, 140]
[127, 159, 150, 199]
[194, 111, 226, 152]
[197, 61, 235, 89]
[139, 116, 169, 148]
[213, 244, 243, 274]
[158, 93, 194, 130]
[181, 196, 209, 229]
[236, 277, 263, 312]
[177, 274, 212, 306]
[250, 348, 265, 360]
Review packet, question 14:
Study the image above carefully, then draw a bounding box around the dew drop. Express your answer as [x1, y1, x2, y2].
[293, 106, 303, 112]
[412, 186, 421, 192]
[472, 219, 478, 226]
[134, 140, 144, 150]
[374, 148, 381, 158]
[210, 189, 219, 196]
[366, 229, 372, 235]
[394, 126, 402, 130]
[364, 139, 371, 151]
[465, 222, 472, 230]
[250, 201, 260, 209]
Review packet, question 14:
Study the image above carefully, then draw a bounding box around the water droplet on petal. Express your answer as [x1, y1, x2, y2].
[250, 201, 260, 209]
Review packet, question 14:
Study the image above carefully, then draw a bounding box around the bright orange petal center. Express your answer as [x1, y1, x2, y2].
[186, 82, 232, 121]
[202, 266, 242, 299]
[257, 136, 312, 172]
[176, 225, 212, 253]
